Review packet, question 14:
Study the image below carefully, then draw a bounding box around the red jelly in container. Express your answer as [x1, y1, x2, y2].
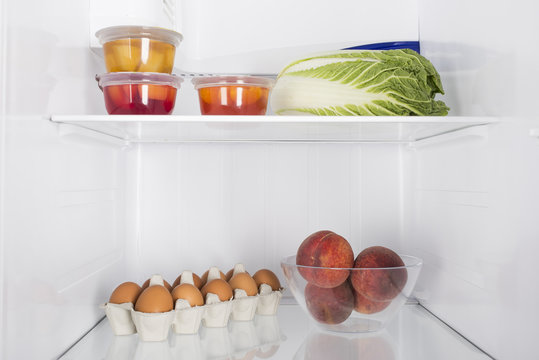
[192, 76, 275, 115]
[96, 72, 183, 115]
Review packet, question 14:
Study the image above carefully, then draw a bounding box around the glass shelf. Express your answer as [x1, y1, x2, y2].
[49, 115, 495, 144]
[59, 303, 491, 360]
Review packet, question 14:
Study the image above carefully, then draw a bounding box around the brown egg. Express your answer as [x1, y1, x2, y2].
[172, 283, 204, 307]
[253, 269, 281, 291]
[201, 279, 233, 302]
[229, 273, 258, 296]
[225, 268, 250, 281]
[141, 278, 173, 292]
[200, 269, 226, 286]
[172, 272, 203, 289]
[135, 285, 174, 313]
[109, 282, 142, 304]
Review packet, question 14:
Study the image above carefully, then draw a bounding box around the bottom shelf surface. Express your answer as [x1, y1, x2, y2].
[59, 302, 491, 360]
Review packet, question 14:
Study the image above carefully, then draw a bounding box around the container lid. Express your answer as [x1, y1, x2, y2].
[191, 76, 275, 90]
[95, 25, 183, 47]
[96, 72, 183, 90]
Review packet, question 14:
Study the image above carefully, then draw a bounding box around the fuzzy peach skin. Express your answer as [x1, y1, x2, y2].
[296, 230, 354, 288]
[304, 281, 354, 324]
[353, 290, 391, 314]
[350, 246, 407, 302]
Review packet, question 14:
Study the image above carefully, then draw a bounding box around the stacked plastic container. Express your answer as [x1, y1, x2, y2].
[95, 26, 183, 115]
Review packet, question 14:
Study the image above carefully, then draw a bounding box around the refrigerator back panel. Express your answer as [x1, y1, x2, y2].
[128, 142, 404, 283]
[89, 0, 175, 52]
[174, 0, 419, 74]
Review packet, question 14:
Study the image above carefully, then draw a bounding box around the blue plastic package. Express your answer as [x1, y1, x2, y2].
[343, 41, 420, 54]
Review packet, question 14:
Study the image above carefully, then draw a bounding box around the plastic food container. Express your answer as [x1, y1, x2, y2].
[280, 255, 422, 333]
[192, 76, 275, 115]
[96, 26, 183, 73]
[96, 72, 182, 115]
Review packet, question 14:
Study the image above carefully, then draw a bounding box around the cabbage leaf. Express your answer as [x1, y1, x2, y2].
[271, 49, 449, 116]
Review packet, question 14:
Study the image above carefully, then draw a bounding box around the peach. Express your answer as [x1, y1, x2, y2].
[296, 230, 354, 288]
[353, 291, 391, 314]
[350, 246, 407, 302]
[304, 281, 354, 324]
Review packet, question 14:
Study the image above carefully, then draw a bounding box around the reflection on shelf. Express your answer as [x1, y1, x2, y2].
[103, 314, 286, 360]
[293, 329, 396, 360]
[60, 304, 494, 359]
[49, 115, 496, 144]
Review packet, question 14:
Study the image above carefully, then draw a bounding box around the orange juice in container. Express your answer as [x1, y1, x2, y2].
[192, 76, 275, 115]
[96, 25, 183, 73]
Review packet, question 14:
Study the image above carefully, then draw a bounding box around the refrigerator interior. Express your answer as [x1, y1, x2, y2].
[1, 0, 539, 359]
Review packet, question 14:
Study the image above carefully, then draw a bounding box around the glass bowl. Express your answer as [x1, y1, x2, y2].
[280, 254, 422, 333]
[192, 76, 275, 115]
[96, 72, 183, 115]
[96, 25, 183, 73]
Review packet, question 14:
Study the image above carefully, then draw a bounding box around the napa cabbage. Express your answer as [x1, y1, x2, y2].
[270, 49, 449, 116]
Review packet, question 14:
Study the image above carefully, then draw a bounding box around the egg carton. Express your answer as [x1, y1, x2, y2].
[173, 299, 204, 334]
[103, 268, 284, 341]
[256, 284, 284, 316]
[202, 293, 234, 328]
[102, 302, 137, 335]
[103, 301, 200, 341]
[131, 308, 176, 342]
[228, 264, 284, 316]
[230, 289, 258, 321]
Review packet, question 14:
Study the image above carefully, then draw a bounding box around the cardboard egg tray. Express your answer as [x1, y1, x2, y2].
[103, 289, 283, 341]
[103, 272, 284, 342]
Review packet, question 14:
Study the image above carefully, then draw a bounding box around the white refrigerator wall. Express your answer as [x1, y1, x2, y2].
[0, 0, 128, 359]
[174, 0, 419, 74]
[406, 121, 539, 360]
[416, 0, 539, 358]
[419, 0, 539, 117]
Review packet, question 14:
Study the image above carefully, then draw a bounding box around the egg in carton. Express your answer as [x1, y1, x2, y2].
[201, 267, 234, 327]
[253, 269, 284, 315]
[130, 274, 175, 341]
[102, 282, 142, 335]
[228, 263, 259, 321]
[171, 270, 205, 334]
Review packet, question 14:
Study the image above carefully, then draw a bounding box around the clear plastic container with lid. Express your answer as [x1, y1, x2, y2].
[192, 76, 275, 115]
[95, 25, 183, 73]
[96, 72, 183, 115]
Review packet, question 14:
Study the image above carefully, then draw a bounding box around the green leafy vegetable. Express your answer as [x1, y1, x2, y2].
[270, 49, 449, 116]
